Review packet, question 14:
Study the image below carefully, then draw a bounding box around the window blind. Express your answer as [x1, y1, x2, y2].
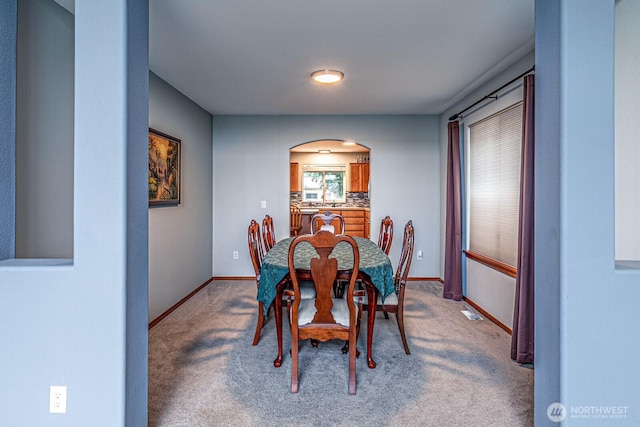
[468, 102, 523, 268]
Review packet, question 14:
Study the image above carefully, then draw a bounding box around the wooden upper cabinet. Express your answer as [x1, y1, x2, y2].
[349, 163, 361, 192]
[350, 163, 370, 192]
[362, 163, 370, 193]
[290, 162, 300, 192]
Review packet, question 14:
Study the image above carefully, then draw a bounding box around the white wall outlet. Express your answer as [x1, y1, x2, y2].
[49, 385, 67, 414]
[233, 251, 239, 260]
[260, 200, 267, 209]
[417, 250, 423, 261]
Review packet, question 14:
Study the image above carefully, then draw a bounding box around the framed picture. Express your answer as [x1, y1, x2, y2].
[149, 128, 181, 207]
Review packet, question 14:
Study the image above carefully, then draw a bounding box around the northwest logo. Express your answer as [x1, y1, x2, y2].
[547, 403, 567, 422]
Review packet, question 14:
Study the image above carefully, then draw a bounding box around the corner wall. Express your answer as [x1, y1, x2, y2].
[148, 72, 213, 321]
[0, 1, 149, 424]
[535, 0, 640, 423]
[15, 0, 74, 258]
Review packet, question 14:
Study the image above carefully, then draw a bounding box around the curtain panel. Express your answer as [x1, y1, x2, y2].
[444, 121, 463, 300]
[511, 74, 535, 364]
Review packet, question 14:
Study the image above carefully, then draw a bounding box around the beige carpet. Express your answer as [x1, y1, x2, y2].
[149, 280, 533, 426]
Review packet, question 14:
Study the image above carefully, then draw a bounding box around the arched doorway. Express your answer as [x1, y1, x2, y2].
[289, 140, 371, 237]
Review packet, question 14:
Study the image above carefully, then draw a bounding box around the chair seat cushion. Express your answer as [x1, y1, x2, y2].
[299, 280, 317, 299]
[297, 298, 352, 327]
[379, 292, 398, 306]
[358, 291, 398, 307]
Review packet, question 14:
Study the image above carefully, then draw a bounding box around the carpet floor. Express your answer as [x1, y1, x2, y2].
[149, 280, 533, 426]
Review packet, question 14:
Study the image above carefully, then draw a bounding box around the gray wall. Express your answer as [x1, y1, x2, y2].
[535, 0, 640, 423]
[0, 1, 149, 424]
[16, 0, 74, 258]
[11, 0, 214, 324]
[212, 115, 441, 279]
[148, 72, 213, 321]
[615, 0, 640, 261]
[0, 1, 17, 260]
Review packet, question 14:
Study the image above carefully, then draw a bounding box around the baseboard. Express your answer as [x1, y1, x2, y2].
[463, 297, 512, 335]
[407, 277, 442, 282]
[148, 277, 215, 329]
[211, 276, 254, 281]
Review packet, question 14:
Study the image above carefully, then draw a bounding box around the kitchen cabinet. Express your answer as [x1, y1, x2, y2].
[349, 163, 370, 192]
[341, 209, 366, 237]
[290, 163, 300, 192]
[365, 210, 370, 239]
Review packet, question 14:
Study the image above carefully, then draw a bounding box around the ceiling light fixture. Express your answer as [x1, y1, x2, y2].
[318, 149, 331, 154]
[311, 69, 344, 84]
[342, 141, 356, 146]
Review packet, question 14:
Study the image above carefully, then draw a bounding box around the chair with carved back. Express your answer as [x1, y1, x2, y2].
[248, 219, 268, 345]
[310, 211, 345, 234]
[287, 230, 361, 394]
[250, 218, 316, 346]
[290, 205, 303, 236]
[360, 220, 414, 354]
[262, 214, 276, 251]
[377, 215, 394, 255]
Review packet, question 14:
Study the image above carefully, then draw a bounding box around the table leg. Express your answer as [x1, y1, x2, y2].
[366, 284, 377, 369]
[273, 290, 284, 368]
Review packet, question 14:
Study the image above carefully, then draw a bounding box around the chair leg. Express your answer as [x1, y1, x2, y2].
[291, 334, 299, 393]
[383, 310, 389, 319]
[348, 334, 357, 395]
[396, 307, 410, 355]
[252, 302, 266, 346]
[333, 281, 345, 298]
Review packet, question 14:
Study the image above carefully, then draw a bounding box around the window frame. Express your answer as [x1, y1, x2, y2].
[301, 164, 346, 204]
[461, 83, 524, 275]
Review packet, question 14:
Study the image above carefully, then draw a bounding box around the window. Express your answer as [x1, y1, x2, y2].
[302, 165, 346, 203]
[467, 103, 522, 268]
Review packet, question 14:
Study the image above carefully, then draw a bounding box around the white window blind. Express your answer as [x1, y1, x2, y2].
[468, 103, 523, 267]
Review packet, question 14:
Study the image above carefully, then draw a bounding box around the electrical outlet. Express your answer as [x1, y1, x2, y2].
[49, 386, 67, 414]
[233, 251, 239, 260]
[417, 250, 423, 261]
[260, 200, 267, 209]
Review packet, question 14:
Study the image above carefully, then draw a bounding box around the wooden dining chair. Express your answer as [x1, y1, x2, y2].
[290, 205, 303, 236]
[360, 220, 414, 354]
[377, 215, 394, 255]
[310, 212, 345, 234]
[262, 214, 276, 251]
[287, 230, 361, 394]
[248, 219, 268, 345]
[251, 219, 316, 346]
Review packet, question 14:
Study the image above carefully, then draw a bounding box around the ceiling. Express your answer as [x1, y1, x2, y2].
[149, 0, 534, 116]
[56, 0, 535, 116]
[290, 140, 369, 153]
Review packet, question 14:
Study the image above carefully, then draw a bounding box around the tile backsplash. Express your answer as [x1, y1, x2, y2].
[290, 192, 370, 208]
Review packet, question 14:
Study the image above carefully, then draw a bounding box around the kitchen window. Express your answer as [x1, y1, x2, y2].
[302, 165, 346, 204]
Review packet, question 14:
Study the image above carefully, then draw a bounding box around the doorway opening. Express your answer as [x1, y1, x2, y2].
[289, 140, 371, 237]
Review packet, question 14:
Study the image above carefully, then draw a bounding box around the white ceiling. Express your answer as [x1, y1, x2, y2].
[57, 0, 535, 116]
[290, 139, 370, 153]
[149, 0, 534, 115]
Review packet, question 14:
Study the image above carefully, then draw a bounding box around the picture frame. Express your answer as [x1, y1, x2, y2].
[148, 128, 181, 207]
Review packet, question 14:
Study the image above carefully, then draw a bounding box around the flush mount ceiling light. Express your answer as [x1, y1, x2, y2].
[311, 69, 344, 84]
[318, 149, 331, 154]
[342, 141, 356, 146]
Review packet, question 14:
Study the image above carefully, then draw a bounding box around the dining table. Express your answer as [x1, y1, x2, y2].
[258, 235, 395, 369]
